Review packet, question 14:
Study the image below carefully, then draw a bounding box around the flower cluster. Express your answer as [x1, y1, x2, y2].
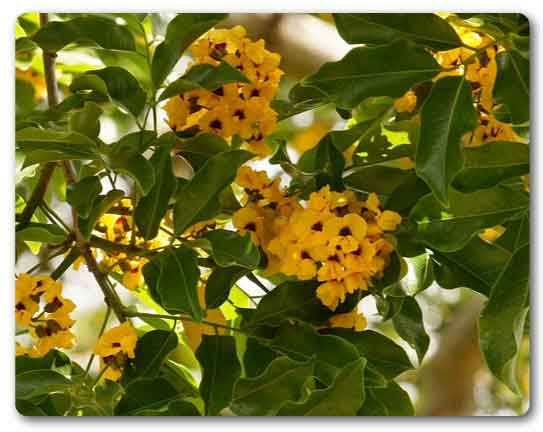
[94, 321, 138, 382]
[434, 25, 520, 147]
[163, 25, 283, 156]
[91, 200, 169, 291]
[232, 167, 402, 312]
[15, 274, 76, 358]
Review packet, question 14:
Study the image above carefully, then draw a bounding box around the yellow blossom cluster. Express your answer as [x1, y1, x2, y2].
[90, 200, 169, 291]
[164, 25, 283, 156]
[232, 167, 402, 312]
[94, 321, 138, 381]
[15, 274, 76, 358]
[434, 25, 520, 147]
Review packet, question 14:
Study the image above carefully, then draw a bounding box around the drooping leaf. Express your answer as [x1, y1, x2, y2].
[77, 189, 124, 239]
[159, 61, 249, 101]
[205, 265, 248, 309]
[114, 377, 182, 415]
[32, 16, 136, 52]
[277, 358, 366, 416]
[407, 253, 435, 295]
[16, 370, 71, 400]
[204, 229, 261, 269]
[432, 236, 511, 296]
[66, 175, 102, 219]
[142, 246, 203, 320]
[134, 145, 176, 239]
[128, 330, 179, 380]
[334, 13, 462, 50]
[358, 380, 414, 416]
[416, 76, 478, 206]
[249, 280, 333, 327]
[16, 127, 100, 166]
[69, 101, 102, 139]
[16, 222, 67, 244]
[152, 13, 227, 87]
[325, 329, 413, 379]
[109, 131, 157, 160]
[344, 166, 412, 195]
[494, 49, 529, 124]
[196, 335, 241, 415]
[270, 323, 360, 385]
[111, 154, 155, 196]
[174, 134, 229, 174]
[298, 40, 440, 109]
[392, 296, 429, 363]
[70, 67, 147, 117]
[231, 356, 315, 416]
[409, 186, 529, 252]
[453, 141, 529, 192]
[173, 150, 252, 235]
[479, 244, 529, 393]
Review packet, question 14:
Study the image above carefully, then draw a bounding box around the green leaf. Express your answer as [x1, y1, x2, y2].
[114, 377, 182, 415]
[344, 166, 412, 195]
[277, 358, 366, 416]
[196, 335, 241, 415]
[134, 146, 176, 239]
[324, 329, 413, 379]
[175, 133, 229, 171]
[408, 253, 435, 295]
[32, 16, 135, 52]
[495, 212, 529, 252]
[416, 76, 478, 206]
[16, 222, 67, 244]
[358, 380, 414, 416]
[66, 175, 102, 219]
[166, 399, 201, 416]
[16, 399, 47, 416]
[453, 141, 530, 192]
[298, 40, 440, 109]
[432, 236, 511, 296]
[270, 323, 360, 386]
[205, 265, 248, 309]
[129, 330, 179, 380]
[16, 127, 99, 166]
[109, 131, 157, 160]
[151, 13, 227, 87]
[16, 349, 71, 375]
[78, 189, 124, 239]
[410, 186, 529, 252]
[142, 246, 203, 320]
[159, 61, 249, 101]
[16, 370, 71, 400]
[94, 48, 151, 90]
[173, 150, 252, 235]
[352, 131, 412, 168]
[16, 37, 38, 53]
[69, 101, 102, 138]
[111, 154, 155, 196]
[231, 356, 315, 416]
[250, 280, 333, 327]
[494, 49, 529, 124]
[334, 14, 462, 50]
[392, 297, 429, 363]
[70, 67, 147, 117]
[204, 229, 261, 269]
[479, 244, 529, 393]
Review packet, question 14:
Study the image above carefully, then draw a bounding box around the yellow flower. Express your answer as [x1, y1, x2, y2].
[323, 214, 367, 242]
[164, 96, 189, 131]
[292, 122, 330, 153]
[316, 281, 346, 311]
[94, 321, 138, 382]
[122, 260, 145, 291]
[377, 210, 402, 231]
[394, 90, 417, 113]
[329, 310, 367, 331]
[233, 205, 266, 245]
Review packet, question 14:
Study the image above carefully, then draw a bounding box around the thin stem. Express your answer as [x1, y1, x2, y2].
[39, 201, 71, 233]
[245, 273, 270, 294]
[91, 365, 110, 389]
[17, 163, 56, 224]
[51, 247, 80, 280]
[85, 306, 112, 376]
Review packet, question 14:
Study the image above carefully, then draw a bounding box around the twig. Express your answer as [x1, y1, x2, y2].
[84, 306, 112, 376]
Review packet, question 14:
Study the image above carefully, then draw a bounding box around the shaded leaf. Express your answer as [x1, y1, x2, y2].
[205, 265, 248, 309]
[409, 186, 529, 252]
[416, 76, 477, 205]
[129, 330, 179, 380]
[344, 166, 412, 195]
[66, 175, 102, 219]
[78, 189, 124, 239]
[358, 380, 414, 416]
[204, 229, 261, 269]
[114, 377, 181, 415]
[196, 335, 241, 415]
[480, 244, 529, 393]
[69, 101, 102, 139]
[16, 222, 67, 244]
[231, 356, 314, 416]
[494, 49, 529, 124]
[392, 296, 429, 363]
[334, 13, 462, 50]
[16, 370, 71, 400]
